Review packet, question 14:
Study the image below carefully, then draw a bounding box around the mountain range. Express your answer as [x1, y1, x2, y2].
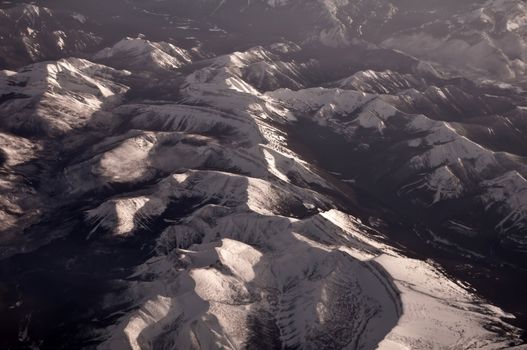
[1, 0, 526, 349]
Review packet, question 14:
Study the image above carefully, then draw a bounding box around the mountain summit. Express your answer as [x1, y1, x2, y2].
[0, 1, 526, 349]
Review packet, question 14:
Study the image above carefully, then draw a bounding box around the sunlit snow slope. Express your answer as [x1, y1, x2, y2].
[0, 1, 527, 349]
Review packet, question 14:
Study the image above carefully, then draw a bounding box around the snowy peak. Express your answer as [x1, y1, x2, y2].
[0, 2, 526, 348]
[263, 64, 527, 253]
[0, 3, 101, 69]
[481, 171, 527, 251]
[336, 69, 422, 94]
[0, 58, 129, 136]
[0, 4, 54, 26]
[94, 37, 193, 71]
[381, 0, 527, 81]
[463, 0, 527, 33]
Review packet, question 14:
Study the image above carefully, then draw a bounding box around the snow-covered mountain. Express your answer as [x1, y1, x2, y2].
[267, 78, 527, 252]
[381, 0, 527, 82]
[1, 1, 527, 349]
[0, 3, 102, 69]
[109, 0, 527, 81]
[94, 37, 194, 71]
[0, 58, 129, 136]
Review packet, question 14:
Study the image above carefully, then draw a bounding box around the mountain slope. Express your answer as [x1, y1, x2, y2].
[0, 3, 102, 69]
[0, 1, 527, 349]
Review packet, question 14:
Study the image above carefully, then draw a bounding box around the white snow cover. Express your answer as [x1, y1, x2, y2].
[0, 58, 129, 136]
[239, 0, 352, 47]
[267, 87, 390, 128]
[0, 58, 128, 237]
[97, 198, 520, 349]
[405, 116, 498, 172]
[267, 87, 401, 134]
[0, 132, 42, 236]
[71, 43, 523, 348]
[65, 125, 324, 195]
[120, 103, 266, 146]
[0, 3, 102, 67]
[266, 83, 527, 211]
[1, 38, 521, 348]
[337, 69, 416, 94]
[481, 171, 527, 249]
[381, 0, 527, 81]
[398, 165, 464, 205]
[86, 170, 331, 236]
[94, 37, 192, 70]
[0, 0, 526, 342]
